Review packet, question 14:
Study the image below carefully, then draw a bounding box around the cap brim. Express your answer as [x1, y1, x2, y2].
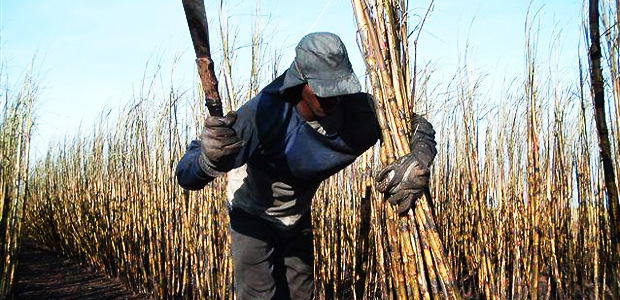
[308, 72, 361, 98]
[280, 62, 306, 94]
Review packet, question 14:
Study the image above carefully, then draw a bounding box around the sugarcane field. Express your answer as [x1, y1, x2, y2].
[2, 0, 620, 299]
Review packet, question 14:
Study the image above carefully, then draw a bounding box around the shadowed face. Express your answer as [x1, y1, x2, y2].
[298, 84, 342, 120]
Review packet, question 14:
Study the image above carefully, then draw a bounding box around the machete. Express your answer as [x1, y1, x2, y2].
[182, 0, 224, 117]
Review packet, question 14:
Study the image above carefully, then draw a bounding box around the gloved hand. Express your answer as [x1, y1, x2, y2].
[198, 111, 244, 177]
[375, 153, 430, 215]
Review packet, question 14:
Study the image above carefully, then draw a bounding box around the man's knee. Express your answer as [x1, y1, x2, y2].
[285, 255, 314, 300]
[230, 210, 278, 299]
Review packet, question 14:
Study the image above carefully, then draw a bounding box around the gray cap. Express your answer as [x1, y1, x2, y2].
[281, 32, 361, 97]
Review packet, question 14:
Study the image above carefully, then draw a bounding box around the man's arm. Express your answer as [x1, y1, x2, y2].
[176, 140, 215, 190]
[176, 111, 245, 190]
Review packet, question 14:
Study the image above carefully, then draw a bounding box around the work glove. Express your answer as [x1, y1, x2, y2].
[376, 114, 437, 215]
[198, 111, 244, 177]
[375, 154, 430, 215]
[409, 114, 437, 167]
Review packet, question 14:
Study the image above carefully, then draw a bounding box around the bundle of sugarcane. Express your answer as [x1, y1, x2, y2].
[350, 0, 461, 298]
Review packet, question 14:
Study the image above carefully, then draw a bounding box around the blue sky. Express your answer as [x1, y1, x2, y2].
[1, 0, 582, 158]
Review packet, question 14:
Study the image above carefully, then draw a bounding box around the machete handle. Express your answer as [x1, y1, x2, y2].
[182, 0, 224, 117]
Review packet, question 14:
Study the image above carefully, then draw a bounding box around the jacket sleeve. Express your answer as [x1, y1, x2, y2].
[175, 140, 215, 190]
[410, 114, 437, 167]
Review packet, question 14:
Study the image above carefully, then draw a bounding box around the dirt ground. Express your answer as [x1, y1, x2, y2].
[14, 240, 153, 300]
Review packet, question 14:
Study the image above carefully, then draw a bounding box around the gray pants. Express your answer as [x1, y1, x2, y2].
[229, 208, 314, 300]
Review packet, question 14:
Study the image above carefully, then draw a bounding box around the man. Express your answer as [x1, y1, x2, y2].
[176, 32, 436, 300]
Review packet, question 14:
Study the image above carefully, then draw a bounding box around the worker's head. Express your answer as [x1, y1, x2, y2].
[281, 32, 361, 98]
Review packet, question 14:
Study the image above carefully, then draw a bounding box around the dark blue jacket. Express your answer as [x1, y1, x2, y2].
[176, 73, 381, 227]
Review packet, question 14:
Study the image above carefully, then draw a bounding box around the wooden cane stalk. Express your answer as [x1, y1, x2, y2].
[588, 1, 620, 297]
